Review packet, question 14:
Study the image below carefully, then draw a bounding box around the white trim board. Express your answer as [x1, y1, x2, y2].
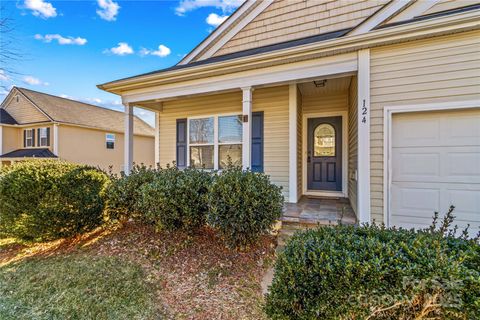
[179, 0, 272, 64]
[348, 0, 411, 36]
[387, 0, 441, 24]
[382, 100, 480, 227]
[124, 53, 358, 103]
[302, 111, 349, 199]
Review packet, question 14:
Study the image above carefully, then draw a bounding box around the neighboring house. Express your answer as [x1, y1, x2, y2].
[98, 0, 480, 234]
[0, 87, 155, 172]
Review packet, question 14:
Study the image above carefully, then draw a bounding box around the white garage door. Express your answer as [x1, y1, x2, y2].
[390, 108, 480, 236]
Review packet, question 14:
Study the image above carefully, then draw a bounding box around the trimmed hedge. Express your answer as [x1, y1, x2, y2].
[0, 160, 110, 241]
[207, 166, 284, 248]
[139, 166, 213, 232]
[105, 164, 158, 222]
[265, 218, 480, 319]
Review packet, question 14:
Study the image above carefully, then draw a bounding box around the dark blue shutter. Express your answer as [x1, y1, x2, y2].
[23, 130, 27, 148]
[46, 128, 50, 146]
[251, 112, 264, 172]
[176, 119, 187, 169]
[37, 128, 41, 146]
[31, 129, 35, 147]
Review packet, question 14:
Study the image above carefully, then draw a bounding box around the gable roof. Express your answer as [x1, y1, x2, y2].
[0, 108, 18, 125]
[99, 28, 350, 86]
[4, 87, 154, 136]
[0, 148, 57, 158]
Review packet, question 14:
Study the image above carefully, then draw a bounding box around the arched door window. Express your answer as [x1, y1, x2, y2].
[314, 124, 335, 156]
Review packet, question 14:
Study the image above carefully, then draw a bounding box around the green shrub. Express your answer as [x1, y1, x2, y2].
[0, 160, 110, 241]
[265, 212, 480, 319]
[139, 166, 213, 231]
[207, 167, 284, 249]
[105, 164, 158, 222]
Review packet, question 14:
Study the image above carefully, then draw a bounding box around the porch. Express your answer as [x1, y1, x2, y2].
[283, 196, 357, 226]
[119, 51, 372, 225]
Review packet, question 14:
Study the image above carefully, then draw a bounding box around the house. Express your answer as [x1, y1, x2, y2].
[98, 0, 480, 234]
[0, 87, 155, 172]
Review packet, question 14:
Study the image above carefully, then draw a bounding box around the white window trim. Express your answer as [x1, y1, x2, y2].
[39, 127, 48, 147]
[383, 100, 480, 227]
[25, 129, 34, 148]
[186, 112, 243, 170]
[106, 133, 116, 150]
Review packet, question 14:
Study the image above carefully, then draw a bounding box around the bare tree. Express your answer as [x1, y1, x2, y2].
[0, 6, 22, 90]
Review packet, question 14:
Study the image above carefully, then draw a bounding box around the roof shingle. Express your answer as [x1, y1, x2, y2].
[0, 148, 57, 158]
[14, 87, 154, 136]
[0, 108, 17, 125]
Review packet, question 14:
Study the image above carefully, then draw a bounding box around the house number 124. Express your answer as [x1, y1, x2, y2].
[361, 99, 368, 124]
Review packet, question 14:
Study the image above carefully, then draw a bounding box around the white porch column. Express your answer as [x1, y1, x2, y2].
[288, 84, 298, 203]
[242, 87, 253, 170]
[357, 49, 371, 224]
[154, 111, 160, 167]
[53, 123, 59, 156]
[124, 103, 134, 174]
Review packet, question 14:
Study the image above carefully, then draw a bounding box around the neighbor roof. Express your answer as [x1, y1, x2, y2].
[11, 87, 154, 136]
[0, 148, 57, 158]
[0, 108, 17, 125]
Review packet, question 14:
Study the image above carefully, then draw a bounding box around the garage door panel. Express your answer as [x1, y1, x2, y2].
[447, 151, 480, 177]
[390, 108, 480, 238]
[392, 117, 440, 147]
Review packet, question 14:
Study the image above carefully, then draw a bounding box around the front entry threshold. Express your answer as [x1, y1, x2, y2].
[304, 190, 346, 198]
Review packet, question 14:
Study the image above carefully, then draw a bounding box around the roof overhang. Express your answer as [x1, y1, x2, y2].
[98, 8, 480, 97]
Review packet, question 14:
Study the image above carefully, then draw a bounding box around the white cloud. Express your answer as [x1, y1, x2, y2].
[140, 44, 171, 57]
[23, 76, 49, 86]
[34, 34, 87, 45]
[96, 0, 120, 21]
[23, 0, 57, 18]
[175, 0, 243, 16]
[206, 13, 229, 27]
[0, 69, 10, 82]
[105, 42, 134, 55]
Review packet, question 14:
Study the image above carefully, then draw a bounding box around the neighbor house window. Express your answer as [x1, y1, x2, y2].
[25, 129, 34, 147]
[106, 133, 115, 149]
[188, 114, 242, 170]
[39, 128, 49, 147]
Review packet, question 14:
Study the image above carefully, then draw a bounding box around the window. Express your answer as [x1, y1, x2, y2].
[314, 124, 335, 156]
[188, 114, 242, 170]
[39, 128, 48, 147]
[25, 129, 34, 147]
[218, 115, 242, 169]
[106, 133, 115, 149]
[189, 117, 214, 169]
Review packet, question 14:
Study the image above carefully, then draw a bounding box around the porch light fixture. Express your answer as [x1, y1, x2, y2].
[314, 80, 327, 87]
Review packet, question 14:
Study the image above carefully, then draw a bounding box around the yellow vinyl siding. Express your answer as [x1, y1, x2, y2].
[58, 125, 154, 173]
[369, 30, 480, 223]
[158, 91, 243, 167]
[422, 0, 479, 15]
[213, 0, 388, 57]
[2, 126, 20, 154]
[254, 86, 290, 198]
[157, 86, 290, 199]
[302, 93, 348, 114]
[348, 76, 358, 215]
[3, 94, 49, 124]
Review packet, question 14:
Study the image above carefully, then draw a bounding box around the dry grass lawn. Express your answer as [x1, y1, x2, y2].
[0, 222, 276, 320]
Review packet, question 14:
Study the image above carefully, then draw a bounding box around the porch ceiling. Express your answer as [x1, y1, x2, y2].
[298, 76, 352, 97]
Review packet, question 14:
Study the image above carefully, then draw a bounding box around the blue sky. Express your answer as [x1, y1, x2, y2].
[0, 0, 243, 126]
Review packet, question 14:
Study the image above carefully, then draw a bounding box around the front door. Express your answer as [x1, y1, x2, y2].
[307, 116, 342, 191]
